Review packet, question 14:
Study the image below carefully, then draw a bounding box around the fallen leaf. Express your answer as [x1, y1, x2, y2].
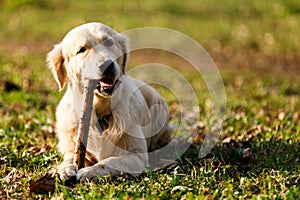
[221, 136, 231, 144]
[126, 195, 132, 200]
[192, 126, 206, 144]
[29, 173, 57, 194]
[278, 112, 285, 120]
[202, 187, 210, 194]
[1, 80, 21, 92]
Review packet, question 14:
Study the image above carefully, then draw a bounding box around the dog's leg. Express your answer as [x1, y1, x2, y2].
[76, 153, 147, 181]
[57, 152, 78, 181]
[76, 128, 148, 181]
[56, 128, 78, 180]
[55, 90, 79, 181]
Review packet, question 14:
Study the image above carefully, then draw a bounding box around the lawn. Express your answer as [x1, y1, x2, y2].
[0, 0, 299, 199]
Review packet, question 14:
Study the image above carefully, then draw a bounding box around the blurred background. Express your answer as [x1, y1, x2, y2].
[0, 0, 299, 124]
[0, 0, 299, 134]
[0, 0, 299, 81]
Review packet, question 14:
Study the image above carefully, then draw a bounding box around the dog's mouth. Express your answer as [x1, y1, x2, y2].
[96, 77, 118, 96]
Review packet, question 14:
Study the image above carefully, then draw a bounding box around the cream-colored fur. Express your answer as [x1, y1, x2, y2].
[47, 22, 172, 181]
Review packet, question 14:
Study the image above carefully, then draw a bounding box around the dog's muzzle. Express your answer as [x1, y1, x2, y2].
[96, 59, 120, 96]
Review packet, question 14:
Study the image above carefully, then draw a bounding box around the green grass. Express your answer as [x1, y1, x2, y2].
[0, 0, 299, 199]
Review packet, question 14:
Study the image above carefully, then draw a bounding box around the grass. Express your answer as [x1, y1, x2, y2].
[0, 0, 299, 199]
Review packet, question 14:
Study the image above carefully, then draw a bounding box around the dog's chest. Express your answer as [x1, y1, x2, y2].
[93, 95, 111, 117]
[93, 95, 114, 133]
[97, 114, 112, 132]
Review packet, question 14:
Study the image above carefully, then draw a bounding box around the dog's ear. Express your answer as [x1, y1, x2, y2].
[116, 33, 129, 73]
[47, 43, 67, 91]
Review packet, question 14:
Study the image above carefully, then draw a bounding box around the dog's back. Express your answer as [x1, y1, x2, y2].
[133, 79, 172, 151]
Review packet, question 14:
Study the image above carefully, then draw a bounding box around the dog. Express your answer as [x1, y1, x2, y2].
[47, 22, 172, 181]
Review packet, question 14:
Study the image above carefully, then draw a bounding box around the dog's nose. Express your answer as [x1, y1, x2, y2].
[99, 59, 115, 77]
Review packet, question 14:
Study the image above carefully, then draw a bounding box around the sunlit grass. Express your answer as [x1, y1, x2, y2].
[0, 0, 299, 199]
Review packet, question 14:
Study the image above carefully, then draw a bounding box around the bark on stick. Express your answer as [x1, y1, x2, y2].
[73, 79, 98, 170]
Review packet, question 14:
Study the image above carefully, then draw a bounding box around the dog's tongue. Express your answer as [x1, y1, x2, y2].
[99, 78, 114, 89]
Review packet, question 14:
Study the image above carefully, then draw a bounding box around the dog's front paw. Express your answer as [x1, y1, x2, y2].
[76, 164, 114, 182]
[57, 163, 78, 181]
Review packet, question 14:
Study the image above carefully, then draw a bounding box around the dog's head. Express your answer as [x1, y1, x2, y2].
[47, 22, 128, 97]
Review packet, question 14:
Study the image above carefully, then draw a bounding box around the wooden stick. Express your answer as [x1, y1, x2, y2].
[73, 79, 98, 170]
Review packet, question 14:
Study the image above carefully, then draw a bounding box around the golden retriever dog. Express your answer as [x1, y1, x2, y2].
[47, 22, 172, 181]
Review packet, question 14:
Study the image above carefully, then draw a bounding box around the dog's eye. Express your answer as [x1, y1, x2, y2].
[77, 47, 87, 54]
[103, 38, 114, 47]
